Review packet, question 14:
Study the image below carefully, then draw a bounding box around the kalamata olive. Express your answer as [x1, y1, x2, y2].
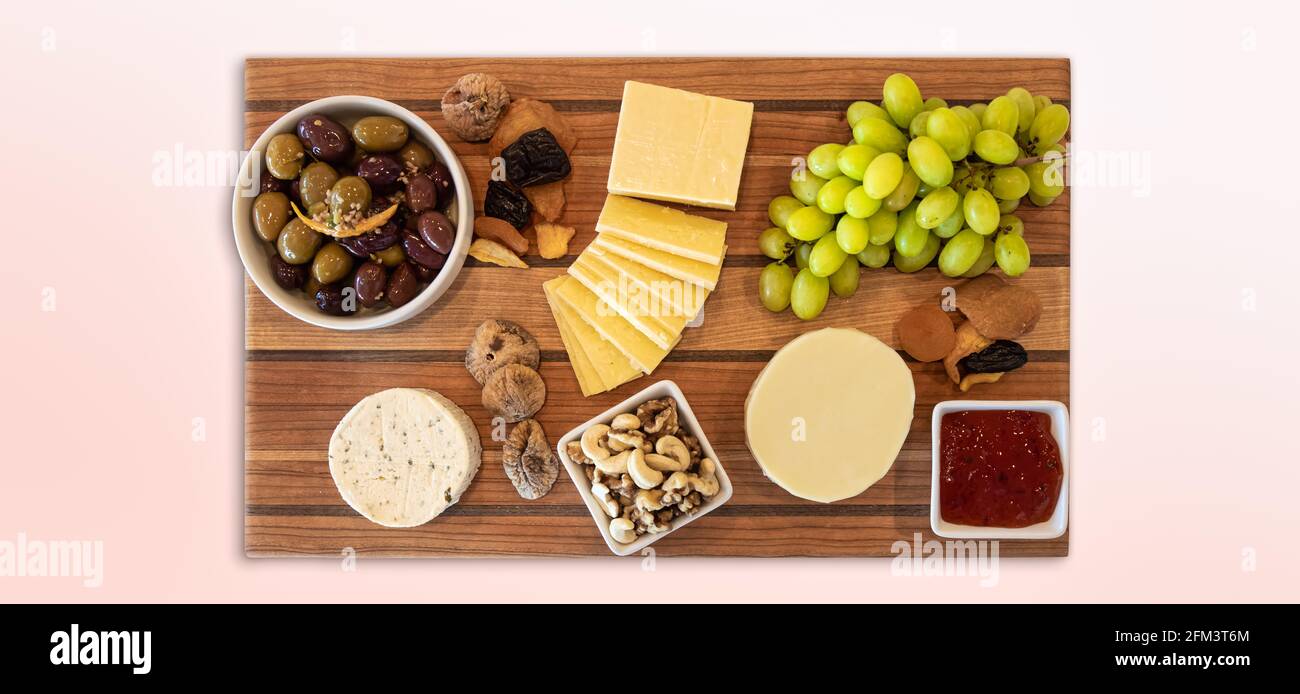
[252, 192, 290, 242]
[259, 169, 286, 194]
[351, 116, 409, 152]
[352, 261, 388, 308]
[327, 176, 372, 226]
[386, 263, 418, 307]
[416, 210, 455, 254]
[296, 114, 354, 163]
[265, 133, 305, 180]
[315, 283, 356, 315]
[312, 243, 354, 285]
[401, 230, 444, 270]
[428, 160, 455, 207]
[276, 219, 322, 265]
[405, 173, 437, 213]
[269, 254, 305, 290]
[288, 177, 302, 207]
[356, 154, 403, 190]
[372, 244, 406, 267]
[298, 162, 339, 209]
[397, 140, 435, 172]
[411, 261, 438, 282]
[338, 222, 400, 258]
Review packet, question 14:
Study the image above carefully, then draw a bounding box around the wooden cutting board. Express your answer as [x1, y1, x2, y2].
[244, 57, 1070, 557]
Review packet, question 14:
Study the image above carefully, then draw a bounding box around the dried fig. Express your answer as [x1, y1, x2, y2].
[482, 363, 546, 423]
[465, 319, 540, 385]
[897, 304, 956, 362]
[440, 73, 510, 142]
[502, 419, 559, 500]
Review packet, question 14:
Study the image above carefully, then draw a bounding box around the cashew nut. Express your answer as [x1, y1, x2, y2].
[609, 517, 637, 544]
[591, 482, 620, 518]
[627, 449, 664, 490]
[634, 488, 666, 512]
[689, 473, 720, 498]
[607, 430, 648, 453]
[644, 453, 688, 473]
[594, 449, 631, 475]
[654, 435, 692, 470]
[580, 424, 612, 461]
[610, 413, 641, 431]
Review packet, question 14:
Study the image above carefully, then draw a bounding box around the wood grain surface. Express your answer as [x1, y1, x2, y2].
[243, 57, 1070, 558]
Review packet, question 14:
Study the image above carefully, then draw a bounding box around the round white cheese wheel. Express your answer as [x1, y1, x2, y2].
[745, 328, 915, 503]
[329, 388, 482, 527]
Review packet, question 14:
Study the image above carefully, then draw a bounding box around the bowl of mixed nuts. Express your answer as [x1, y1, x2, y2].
[556, 381, 732, 556]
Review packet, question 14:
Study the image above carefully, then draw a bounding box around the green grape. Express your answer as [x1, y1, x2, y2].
[998, 214, 1024, 236]
[836, 144, 879, 181]
[809, 233, 848, 277]
[883, 73, 924, 128]
[973, 130, 1019, 165]
[828, 254, 861, 298]
[768, 195, 804, 229]
[866, 208, 898, 245]
[894, 203, 930, 257]
[883, 165, 920, 211]
[846, 100, 890, 127]
[758, 262, 794, 312]
[816, 175, 857, 215]
[961, 235, 997, 277]
[794, 242, 813, 269]
[909, 110, 932, 138]
[893, 232, 940, 273]
[994, 232, 1031, 276]
[989, 166, 1031, 200]
[969, 102, 988, 119]
[934, 204, 965, 239]
[786, 205, 835, 241]
[907, 136, 954, 188]
[1024, 158, 1066, 198]
[981, 95, 1020, 136]
[950, 164, 977, 195]
[863, 152, 905, 199]
[997, 197, 1020, 214]
[844, 185, 883, 219]
[789, 170, 827, 205]
[963, 188, 1000, 235]
[852, 117, 908, 154]
[1028, 191, 1061, 207]
[938, 228, 986, 277]
[952, 105, 982, 139]
[758, 226, 797, 260]
[790, 268, 830, 320]
[923, 97, 948, 111]
[926, 107, 970, 160]
[857, 243, 891, 269]
[1006, 87, 1037, 136]
[807, 143, 845, 180]
[835, 215, 871, 254]
[1029, 104, 1070, 153]
[916, 186, 959, 229]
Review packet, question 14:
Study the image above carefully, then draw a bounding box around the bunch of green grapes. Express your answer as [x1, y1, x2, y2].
[757, 73, 1069, 320]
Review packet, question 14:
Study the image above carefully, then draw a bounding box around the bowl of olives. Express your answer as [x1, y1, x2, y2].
[232, 95, 472, 330]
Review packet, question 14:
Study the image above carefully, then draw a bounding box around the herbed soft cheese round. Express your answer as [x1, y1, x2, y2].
[745, 328, 915, 503]
[329, 388, 482, 527]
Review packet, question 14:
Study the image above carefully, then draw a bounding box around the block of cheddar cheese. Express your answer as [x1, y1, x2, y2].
[595, 194, 727, 265]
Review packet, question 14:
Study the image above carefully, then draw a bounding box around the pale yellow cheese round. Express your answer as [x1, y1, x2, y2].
[745, 328, 915, 503]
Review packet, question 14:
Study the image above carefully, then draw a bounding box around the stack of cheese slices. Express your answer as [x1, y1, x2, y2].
[545, 81, 754, 395]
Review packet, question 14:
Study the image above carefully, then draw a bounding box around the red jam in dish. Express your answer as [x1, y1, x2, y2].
[939, 410, 1063, 528]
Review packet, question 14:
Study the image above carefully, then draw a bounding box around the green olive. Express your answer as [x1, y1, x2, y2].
[372, 244, 406, 267]
[311, 242, 353, 285]
[327, 176, 372, 226]
[351, 116, 408, 152]
[275, 218, 323, 265]
[397, 140, 434, 171]
[298, 162, 339, 209]
[252, 192, 290, 242]
[265, 133, 305, 180]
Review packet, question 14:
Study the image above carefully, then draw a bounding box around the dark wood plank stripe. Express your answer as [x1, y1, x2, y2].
[247, 97, 1071, 114]
[247, 503, 930, 518]
[466, 254, 1069, 269]
[246, 349, 1069, 363]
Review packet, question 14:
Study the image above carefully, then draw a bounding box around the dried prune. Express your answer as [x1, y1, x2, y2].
[959, 340, 1028, 373]
[502, 128, 571, 187]
[484, 180, 532, 230]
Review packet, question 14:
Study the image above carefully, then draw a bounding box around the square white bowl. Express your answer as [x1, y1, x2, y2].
[930, 400, 1069, 540]
[556, 380, 733, 556]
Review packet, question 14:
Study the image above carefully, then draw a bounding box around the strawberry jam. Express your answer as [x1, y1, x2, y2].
[939, 410, 1063, 528]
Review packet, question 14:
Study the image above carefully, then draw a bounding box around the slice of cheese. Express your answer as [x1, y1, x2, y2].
[569, 253, 688, 350]
[596, 194, 727, 265]
[585, 244, 710, 320]
[543, 285, 603, 396]
[745, 329, 915, 503]
[552, 275, 674, 375]
[607, 81, 754, 211]
[593, 234, 725, 291]
[543, 277, 642, 392]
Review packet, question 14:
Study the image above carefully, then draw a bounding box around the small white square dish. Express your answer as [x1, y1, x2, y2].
[930, 400, 1069, 540]
[556, 380, 732, 556]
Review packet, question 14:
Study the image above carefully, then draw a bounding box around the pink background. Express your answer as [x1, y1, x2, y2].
[2, 1, 1296, 602]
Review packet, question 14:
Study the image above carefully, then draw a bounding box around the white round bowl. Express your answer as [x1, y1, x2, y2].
[232, 95, 473, 330]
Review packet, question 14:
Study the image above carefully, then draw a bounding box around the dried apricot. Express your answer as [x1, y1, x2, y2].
[536, 223, 576, 259]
